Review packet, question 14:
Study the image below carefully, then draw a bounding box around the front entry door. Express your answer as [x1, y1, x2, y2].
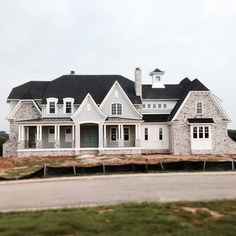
[80, 124, 98, 148]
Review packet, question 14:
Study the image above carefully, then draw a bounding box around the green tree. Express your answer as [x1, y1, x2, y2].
[0, 131, 9, 156]
[228, 130, 236, 142]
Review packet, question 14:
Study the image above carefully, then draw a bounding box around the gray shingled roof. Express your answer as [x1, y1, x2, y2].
[8, 75, 142, 104]
[8, 74, 210, 121]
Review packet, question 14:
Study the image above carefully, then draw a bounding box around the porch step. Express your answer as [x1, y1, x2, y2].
[79, 150, 98, 156]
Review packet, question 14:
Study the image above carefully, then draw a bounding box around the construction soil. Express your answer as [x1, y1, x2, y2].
[0, 154, 235, 170]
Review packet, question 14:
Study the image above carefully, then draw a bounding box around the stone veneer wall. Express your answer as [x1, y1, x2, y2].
[3, 101, 41, 157]
[17, 150, 75, 158]
[171, 91, 236, 155]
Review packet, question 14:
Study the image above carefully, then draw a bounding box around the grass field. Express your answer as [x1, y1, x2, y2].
[0, 200, 236, 236]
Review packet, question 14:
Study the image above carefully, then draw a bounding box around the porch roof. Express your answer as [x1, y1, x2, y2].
[15, 118, 73, 124]
[187, 118, 214, 124]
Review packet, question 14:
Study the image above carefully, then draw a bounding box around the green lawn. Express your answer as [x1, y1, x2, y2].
[0, 200, 236, 236]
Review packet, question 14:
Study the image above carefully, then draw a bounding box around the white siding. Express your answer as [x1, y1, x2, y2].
[140, 124, 169, 150]
[142, 100, 177, 114]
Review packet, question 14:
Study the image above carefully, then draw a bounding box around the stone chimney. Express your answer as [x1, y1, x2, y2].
[135, 68, 142, 97]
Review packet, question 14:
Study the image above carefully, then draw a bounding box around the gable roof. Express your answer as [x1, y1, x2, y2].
[8, 75, 141, 105]
[168, 78, 209, 121]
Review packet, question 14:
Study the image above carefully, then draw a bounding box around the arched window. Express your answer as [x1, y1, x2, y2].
[111, 103, 122, 115]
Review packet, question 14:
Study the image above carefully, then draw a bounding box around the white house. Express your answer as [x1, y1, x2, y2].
[3, 68, 236, 157]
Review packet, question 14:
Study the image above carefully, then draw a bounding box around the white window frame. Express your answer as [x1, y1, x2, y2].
[110, 127, 117, 142]
[124, 127, 130, 141]
[142, 104, 146, 109]
[47, 98, 58, 115]
[63, 98, 75, 114]
[111, 103, 122, 115]
[196, 101, 204, 115]
[158, 104, 162, 109]
[192, 126, 211, 140]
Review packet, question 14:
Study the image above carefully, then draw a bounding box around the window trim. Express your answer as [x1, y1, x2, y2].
[124, 127, 130, 142]
[195, 101, 204, 115]
[111, 103, 123, 115]
[47, 98, 58, 115]
[110, 127, 117, 142]
[192, 125, 211, 140]
[63, 98, 75, 114]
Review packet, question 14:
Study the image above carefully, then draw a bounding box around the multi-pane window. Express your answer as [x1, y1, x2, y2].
[49, 102, 55, 113]
[159, 128, 163, 140]
[111, 103, 122, 115]
[142, 104, 146, 108]
[145, 128, 148, 140]
[163, 104, 167, 108]
[196, 102, 203, 115]
[117, 104, 122, 115]
[66, 102, 72, 113]
[205, 127, 209, 138]
[153, 104, 156, 108]
[147, 104, 151, 108]
[111, 127, 117, 141]
[158, 104, 162, 108]
[199, 127, 203, 138]
[193, 126, 210, 139]
[124, 127, 129, 141]
[193, 127, 198, 139]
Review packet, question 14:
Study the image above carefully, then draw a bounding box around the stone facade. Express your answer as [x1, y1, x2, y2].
[3, 101, 41, 157]
[171, 91, 236, 155]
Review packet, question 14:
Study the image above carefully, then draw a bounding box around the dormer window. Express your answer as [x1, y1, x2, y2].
[111, 103, 122, 115]
[47, 98, 58, 114]
[155, 76, 161, 82]
[196, 101, 203, 115]
[63, 98, 75, 114]
[49, 102, 55, 113]
[66, 102, 72, 113]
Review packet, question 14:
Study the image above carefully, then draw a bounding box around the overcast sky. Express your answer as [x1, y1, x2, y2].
[0, 0, 236, 131]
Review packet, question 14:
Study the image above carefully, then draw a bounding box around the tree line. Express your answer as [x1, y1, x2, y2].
[228, 130, 236, 142]
[0, 131, 9, 156]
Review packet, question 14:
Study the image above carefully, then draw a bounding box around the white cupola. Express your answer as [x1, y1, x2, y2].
[150, 68, 165, 88]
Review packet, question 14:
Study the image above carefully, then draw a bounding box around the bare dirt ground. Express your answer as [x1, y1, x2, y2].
[0, 154, 235, 179]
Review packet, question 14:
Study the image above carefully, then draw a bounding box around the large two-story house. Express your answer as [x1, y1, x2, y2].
[3, 68, 236, 157]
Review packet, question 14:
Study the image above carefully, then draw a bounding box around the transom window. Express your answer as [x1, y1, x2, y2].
[49, 102, 55, 114]
[192, 126, 210, 139]
[66, 102, 72, 113]
[196, 102, 203, 115]
[111, 103, 122, 115]
[111, 127, 117, 141]
[124, 127, 130, 141]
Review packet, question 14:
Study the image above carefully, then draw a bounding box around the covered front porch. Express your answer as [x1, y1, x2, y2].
[16, 118, 142, 157]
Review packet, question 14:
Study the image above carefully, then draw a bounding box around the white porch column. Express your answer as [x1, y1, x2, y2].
[72, 125, 75, 148]
[54, 125, 60, 148]
[26, 127, 29, 141]
[36, 125, 42, 149]
[103, 124, 107, 147]
[99, 123, 103, 148]
[54, 125, 58, 141]
[75, 123, 80, 149]
[18, 125, 21, 141]
[120, 124, 124, 140]
[135, 123, 141, 147]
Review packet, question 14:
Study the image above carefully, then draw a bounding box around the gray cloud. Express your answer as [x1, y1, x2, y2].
[0, 0, 236, 131]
